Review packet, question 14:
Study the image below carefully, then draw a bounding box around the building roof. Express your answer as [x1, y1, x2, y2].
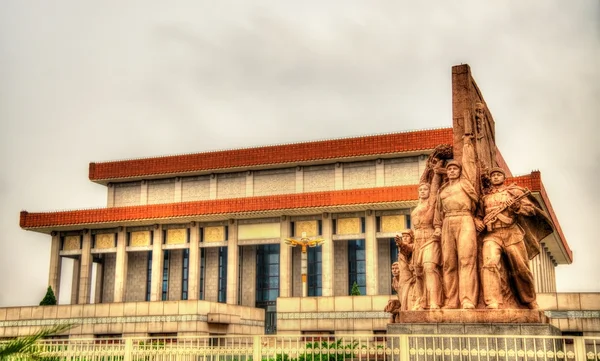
[88, 128, 453, 184]
[21, 171, 572, 263]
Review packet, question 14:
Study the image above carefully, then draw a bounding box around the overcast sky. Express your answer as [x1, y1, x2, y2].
[0, 1, 598, 307]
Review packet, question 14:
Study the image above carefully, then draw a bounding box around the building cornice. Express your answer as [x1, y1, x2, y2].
[88, 128, 453, 184]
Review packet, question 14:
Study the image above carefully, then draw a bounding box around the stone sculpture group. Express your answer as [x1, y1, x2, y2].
[385, 102, 553, 321]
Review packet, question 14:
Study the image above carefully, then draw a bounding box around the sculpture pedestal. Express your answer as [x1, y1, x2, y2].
[387, 309, 560, 335]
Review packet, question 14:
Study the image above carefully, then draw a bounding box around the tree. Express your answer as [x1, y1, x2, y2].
[0, 323, 71, 361]
[39, 286, 57, 306]
[350, 282, 361, 296]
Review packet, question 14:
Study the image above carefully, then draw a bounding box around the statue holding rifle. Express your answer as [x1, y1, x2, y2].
[477, 167, 553, 309]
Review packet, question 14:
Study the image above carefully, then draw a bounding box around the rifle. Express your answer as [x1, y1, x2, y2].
[484, 188, 531, 231]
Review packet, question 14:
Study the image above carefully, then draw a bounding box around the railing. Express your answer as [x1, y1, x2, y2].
[2, 335, 599, 361]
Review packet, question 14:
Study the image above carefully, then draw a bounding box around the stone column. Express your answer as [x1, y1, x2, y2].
[295, 167, 303, 193]
[94, 260, 104, 303]
[417, 155, 428, 180]
[113, 228, 127, 302]
[226, 220, 239, 305]
[70, 258, 80, 305]
[334, 163, 344, 190]
[48, 232, 62, 302]
[321, 213, 334, 297]
[246, 172, 254, 197]
[150, 226, 164, 301]
[78, 231, 93, 304]
[140, 180, 148, 205]
[364, 211, 378, 295]
[174, 178, 183, 202]
[209, 175, 217, 199]
[107, 183, 115, 207]
[188, 223, 200, 300]
[279, 216, 292, 297]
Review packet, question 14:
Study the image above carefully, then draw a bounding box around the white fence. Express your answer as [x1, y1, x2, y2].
[4, 334, 600, 361]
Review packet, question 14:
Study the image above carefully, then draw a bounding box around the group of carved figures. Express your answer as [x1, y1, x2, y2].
[385, 132, 552, 322]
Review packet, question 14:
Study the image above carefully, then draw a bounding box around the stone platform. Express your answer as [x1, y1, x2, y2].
[388, 310, 561, 336]
[396, 309, 550, 324]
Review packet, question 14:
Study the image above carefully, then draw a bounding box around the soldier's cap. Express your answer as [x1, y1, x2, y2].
[446, 160, 462, 169]
[489, 167, 506, 176]
[400, 229, 414, 237]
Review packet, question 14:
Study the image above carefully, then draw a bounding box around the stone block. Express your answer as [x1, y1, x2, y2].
[94, 323, 109, 335]
[178, 321, 198, 332]
[335, 296, 354, 311]
[335, 318, 354, 331]
[537, 293, 558, 310]
[353, 296, 372, 311]
[277, 297, 299, 313]
[136, 302, 149, 316]
[0, 307, 6, 320]
[464, 323, 493, 335]
[278, 319, 300, 331]
[300, 297, 317, 312]
[95, 304, 110, 317]
[123, 302, 136, 316]
[81, 324, 94, 335]
[43, 306, 58, 319]
[6, 308, 21, 320]
[148, 302, 164, 315]
[579, 293, 600, 310]
[109, 303, 124, 317]
[148, 321, 164, 333]
[123, 322, 136, 335]
[556, 293, 581, 310]
[179, 300, 198, 315]
[18, 307, 32, 319]
[300, 319, 318, 331]
[317, 297, 334, 312]
[354, 318, 373, 331]
[373, 295, 391, 310]
[197, 301, 210, 315]
[135, 322, 148, 333]
[162, 321, 178, 333]
[30, 306, 44, 319]
[108, 322, 123, 334]
[163, 301, 178, 315]
[318, 319, 335, 330]
[70, 305, 83, 318]
[55, 306, 70, 319]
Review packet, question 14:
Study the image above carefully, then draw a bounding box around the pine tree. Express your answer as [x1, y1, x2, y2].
[350, 281, 361, 296]
[39, 286, 57, 306]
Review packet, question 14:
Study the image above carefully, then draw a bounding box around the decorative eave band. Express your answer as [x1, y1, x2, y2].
[88, 128, 453, 182]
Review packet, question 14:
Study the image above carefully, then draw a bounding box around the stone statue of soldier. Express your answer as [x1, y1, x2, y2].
[433, 135, 481, 309]
[477, 167, 552, 309]
[411, 158, 444, 310]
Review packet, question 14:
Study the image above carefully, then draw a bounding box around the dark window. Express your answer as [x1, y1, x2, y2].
[256, 244, 280, 335]
[308, 246, 322, 296]
[256, 245, 280, 303]
[146, 251, 152, 301]
[390, 238, 398, 265]
[218, 247, 227, 303]
[162, 251, 169, 301]
[199, 248, 206, 300]
[348, 240, 366, 295]
[182, 249, 189, 300]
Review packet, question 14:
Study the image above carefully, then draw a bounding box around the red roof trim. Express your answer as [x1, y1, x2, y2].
[88, 128, 453, 181]
[21, 185, 419, 228]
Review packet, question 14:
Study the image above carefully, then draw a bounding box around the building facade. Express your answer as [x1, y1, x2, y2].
[5, 126, 589, 338]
